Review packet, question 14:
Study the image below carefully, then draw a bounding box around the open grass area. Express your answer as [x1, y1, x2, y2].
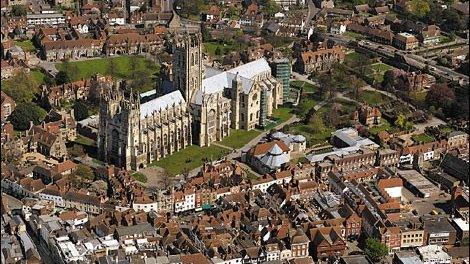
[359, 90, 390, 105]
[412, 133, 436, 144]
[272, 107, 293, 123]
[366, 63, 395, 83]
[204, 41, 236, 57]
[345, 52, 361, 66]
[291, 80, 317, 93]
[295, 96, 318, 118]
[14, 40, 37, 52]
[75, 135, 96, 147]
[151, 145, 230, 175]
[132, 172, 148, 183]
[287, 124, 333, 146]
[344, 31, 365, 40]
[30, 69, 46, 85]
[56, 56, 159, 92]
[368, 119, 392, 136]
[219, 129, 261, 149]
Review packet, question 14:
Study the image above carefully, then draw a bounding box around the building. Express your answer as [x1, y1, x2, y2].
[26, 13, 66, 27]
[397, 170, 440, 198]
[451, 218, 469, 244]
[271, 57, 291, 100]
[423, 216, 457, 246]
[417, 245, 451, 264]
[242, 140, 291, 174]
[418, 25, 441, 46]
[393, 33, 419, 50]
[99, 32, 283, 170]
[41, 39, 103, 61]
[294, 46, 345, 74]
[1, 91, 16, 123]
[352, 104, 382, 126]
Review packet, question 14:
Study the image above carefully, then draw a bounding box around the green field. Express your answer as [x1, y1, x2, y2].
[368, 119, 392, 135]
[219, 129, 262, 149]
[345, 52, 362, 66]
[151, 145, 230, 175]
[359, 90, 390, 105]
[14, 40, 36, 52]
[75, 135, 96, 147]
[272, 107, 293, 123]
[204, 41, 236, 57]
[56, 56, 159, 92]
[287, 123, 333, 146]
[132, 172, 148, 183]
[30, 69, 46, 85]
[366, 63, 395, 83]
[291, 80, 317, 93]
[344, 31, 365, 40]
[412, 133, 436, 144]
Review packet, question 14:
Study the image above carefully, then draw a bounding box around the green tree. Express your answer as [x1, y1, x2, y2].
[395, 113, 407, 129]
[74, 164, 95, 181]
[363, 238, 389, 263]
[260, 0, 281, 17]
[309, 113, 326, 133]
[9, 102, 47, 131]
[408, 0, 431, 18]
[11, 5, 27, 16]
[2, 70, 39, 103]
[55, 70, 70, 85]
[214, 46, 221, 56]
[73, 100, 89, 121]
[44, 74, 56, 86]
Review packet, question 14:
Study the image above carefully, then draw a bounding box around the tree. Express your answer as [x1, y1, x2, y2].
[425, 83, 455, 109]
[2, 70, 39, 103]
[73, 100, 89, 121]
[201, 24, 212, 42]
[11, 5, 27, 16]
[74, 164, 95, 181]
[381, 70, 395, 91]
[214, 46, 221, 56]
[363, 238, 389, 263]
[351, 76, 363, 100]
[309, 113, 326, 133]
[407, 0, 431, 18]
[44, 74, 56, 86]
[55, 70, 70, 85]
[260, 0, 281, 17]
[9, 102, 47, 131]
[395, 113, 407, 129]
[69, 144, 85, 157]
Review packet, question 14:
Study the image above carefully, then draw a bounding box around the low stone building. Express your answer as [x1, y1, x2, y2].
[1, 91, 16, 123]
[104, 33, 164, 56]
[294, 45, 345, 74]
[41, 39, 103, 61]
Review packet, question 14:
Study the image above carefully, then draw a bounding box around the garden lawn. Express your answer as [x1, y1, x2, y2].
[368, 119, 392, 135]
[345, 52, 361, 66]
[56, 56, 159, 92]
[412, 133, 436, 144]
[151, 145, 230, 175]
[272, 107, 293, 123]
[75, 135, 96, 147]
[360, 90, 389, 105]
[132, 172, 148, 183]
[344, 31, 365, 40]
[291, 80, 317, 93]
[287, 124, 333, 146]
[204, 41, 235, 56]
[30, 69, 46, 85]
[367, 63, 395, 83]
[14, 40, 36, 52]
[219, 129, 261, 149]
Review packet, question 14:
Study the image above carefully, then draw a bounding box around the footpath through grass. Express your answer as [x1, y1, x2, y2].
[151, 145, 230, 175]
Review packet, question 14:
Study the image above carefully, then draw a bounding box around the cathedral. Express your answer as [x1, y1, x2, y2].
[98, 32, 283, 171]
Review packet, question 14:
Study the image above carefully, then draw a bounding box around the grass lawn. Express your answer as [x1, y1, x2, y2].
[291, 80, 317, 93]
[151, 145, 230, 175]
[204, 41, 236, 57]
[344, 31, 365, 40]
[345, 52, 362, 66]
[409, 90, 427, 103]
[14, 40, 36, 52]
[295, 96, 318, 118]
[56, 56, 159, 92]
[75, 135, 96, 147]
[412, 133, 436, 144]
[287, 124, 333, 146]
[132, 172, 148, 183]
[366, 63, 395, 83]
[219, 129, 261, 149]
[272, 107, 293, 123]
[30, 69, 46, 85]
[368, 119, 392, 136]
[359, 90, 389, 105]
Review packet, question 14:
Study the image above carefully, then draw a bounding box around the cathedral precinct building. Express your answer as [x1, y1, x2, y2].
[98, 32, 284, 171]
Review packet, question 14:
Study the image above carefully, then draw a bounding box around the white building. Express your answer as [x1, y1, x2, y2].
[27, 13, 65, 26]
[417, 245, 451, 264]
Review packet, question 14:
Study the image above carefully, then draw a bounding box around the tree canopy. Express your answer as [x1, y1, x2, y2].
[9, 102, 47, 131]
[11, 5, 27, 16]
[55, 70, 71, 85]
[73, 100, 90, 121]
[74, 164, 95, 181]
[363, 238, 389, 263]
[2, 70, 39, 103]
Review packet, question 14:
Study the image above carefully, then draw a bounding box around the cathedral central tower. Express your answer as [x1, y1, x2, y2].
[172, 33, 203, 103]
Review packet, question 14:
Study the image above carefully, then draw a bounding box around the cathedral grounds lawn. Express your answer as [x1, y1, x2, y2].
[132, 172, 148, 183]
[14, 40, 37, 52]
[272, 107, 293, 123]
[150, 145, 231, 175]
[359, 90, 390, 105]
[219, 129, 262, 149]
[56, 56, 159, 93]
[291, 80, 317, 93]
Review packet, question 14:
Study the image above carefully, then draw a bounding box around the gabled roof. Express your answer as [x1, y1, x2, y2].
[139, 90, 185, 119]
